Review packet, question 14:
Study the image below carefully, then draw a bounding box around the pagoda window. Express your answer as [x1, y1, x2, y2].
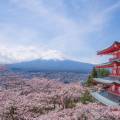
[118, 87, 120, 93]
[118, 68, 120, 74]
[113, 70, 116, 74]
[118, 52, 120, 58]
[117, 53, 119, 57]
[114, 64, 117, 68]
[111, 85, 115, 91]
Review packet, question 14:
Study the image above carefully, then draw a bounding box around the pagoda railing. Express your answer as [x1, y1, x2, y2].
[109, 74, 120, 77]
[109, 57, 120, 62]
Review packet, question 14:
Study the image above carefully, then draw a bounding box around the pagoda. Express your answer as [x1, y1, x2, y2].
[91, 41, 120, 106]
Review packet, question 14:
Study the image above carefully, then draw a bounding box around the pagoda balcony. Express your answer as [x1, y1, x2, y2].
[97, 41, 120, 55]
[109, 57, 120, 62]
[91, 91, 120, 106]
[109, 74, 120, 77]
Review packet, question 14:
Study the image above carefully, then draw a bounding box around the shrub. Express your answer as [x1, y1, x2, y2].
[80, 90, 94, 104]
[64, 99, 76, 108]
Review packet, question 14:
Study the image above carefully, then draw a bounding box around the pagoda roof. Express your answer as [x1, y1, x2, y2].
[91, 91, 120, 106]
[97, 41, 120, 55]
[96, 60, 120, 68]
[96, 62, 112, 68]
[93, 78, 120, 85]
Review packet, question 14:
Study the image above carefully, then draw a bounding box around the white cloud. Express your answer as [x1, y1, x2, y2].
[0, 45, 68, 63]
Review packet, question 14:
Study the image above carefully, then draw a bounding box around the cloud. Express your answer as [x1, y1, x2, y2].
[0, 44, 68, 63]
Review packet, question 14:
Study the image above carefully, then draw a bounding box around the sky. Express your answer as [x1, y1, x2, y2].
[0, 0, 120, 64]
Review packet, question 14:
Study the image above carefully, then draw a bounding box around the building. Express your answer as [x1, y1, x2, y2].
[91, 41, 120, 106]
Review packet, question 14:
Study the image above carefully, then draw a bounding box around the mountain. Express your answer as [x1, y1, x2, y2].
[7, 59, 94, 73]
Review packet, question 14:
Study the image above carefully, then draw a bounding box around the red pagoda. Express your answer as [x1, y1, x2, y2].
[91, 41, 120, 106]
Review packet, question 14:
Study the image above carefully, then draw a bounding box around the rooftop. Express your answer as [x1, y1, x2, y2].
[93, 77, 120, 84]
[97, 41, 120, 55]
[91, 91, 120, 106]
[96, 60, 120, 68]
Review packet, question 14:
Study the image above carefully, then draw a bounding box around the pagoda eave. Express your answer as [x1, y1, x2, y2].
[97, 48, 119, 55]
[97, 41, 120, 55]
[93, 78, 120, 85]
[96, 61, 120, 69]
[96, 62, 112, 68]
[91, 91, 120, 106]
[93, 78, 114, 85]
[96, 65, 112, 68]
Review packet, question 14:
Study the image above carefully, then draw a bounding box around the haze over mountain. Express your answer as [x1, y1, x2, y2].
[8, 59, 94, 73]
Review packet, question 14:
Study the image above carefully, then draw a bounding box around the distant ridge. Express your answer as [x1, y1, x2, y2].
[7, 59, 94, 73]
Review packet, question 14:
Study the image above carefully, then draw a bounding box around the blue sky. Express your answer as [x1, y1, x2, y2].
[0, 0, 120, 64]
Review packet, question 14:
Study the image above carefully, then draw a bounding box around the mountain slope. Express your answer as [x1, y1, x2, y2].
[7, 59, 94, 73]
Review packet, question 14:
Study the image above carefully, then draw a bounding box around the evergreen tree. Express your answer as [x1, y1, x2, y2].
[91, 67, 98, 78]
[85, 67, 110, 86]
[80, 90, 94, 104]
[85, 75, 93, 86]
